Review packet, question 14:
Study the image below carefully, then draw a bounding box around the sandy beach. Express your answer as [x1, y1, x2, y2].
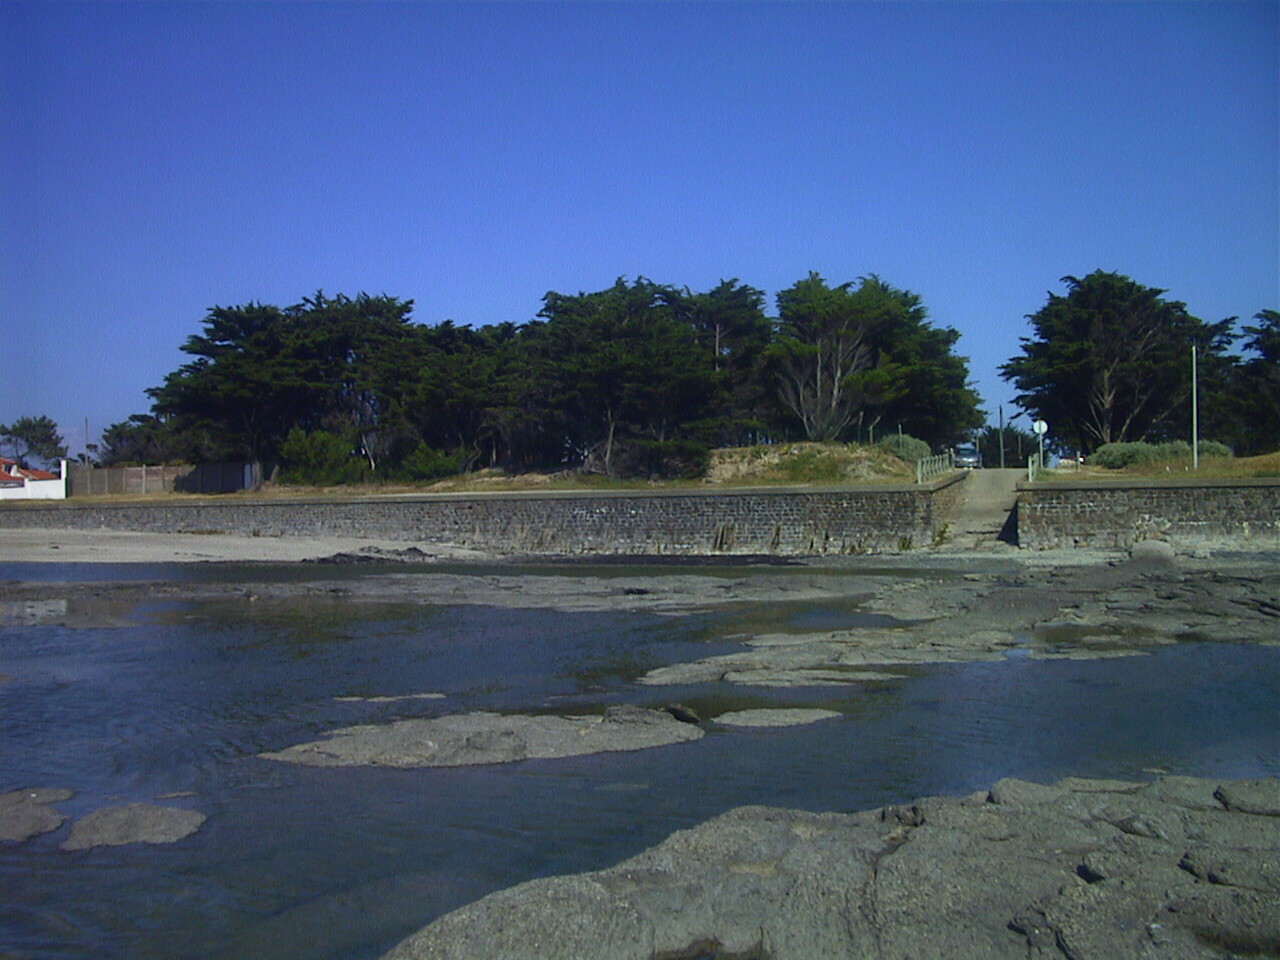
[0, 524, 1129, 568]
[0, 527, 493, 565]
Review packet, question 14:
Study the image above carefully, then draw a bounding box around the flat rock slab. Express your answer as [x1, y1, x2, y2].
[61, 804, 207, 851]
[381, 775, 1280, 960]
[261, 706, 704, 769]
[1214, 778, 1280, 816]
[1130, 539, 1177, 563]
[714, 708, 842, 727]
[0, 787, 73, 843]
[640, 560, 1280, 687]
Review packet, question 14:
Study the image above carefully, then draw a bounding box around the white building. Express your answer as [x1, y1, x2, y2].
[0, 457, 67, 499]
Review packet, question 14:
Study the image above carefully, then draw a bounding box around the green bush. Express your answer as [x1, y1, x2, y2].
[1091, 439, 1234, 469]
[279, 429, 370, 485]
[615, 439, 710, 480]
[1157, 440, 1191, 459]
[1196, 440, 1233, 459]
[395, 443, 464, 482]
[877, 434, 932, 463]
[1089, 442, 1155, 468]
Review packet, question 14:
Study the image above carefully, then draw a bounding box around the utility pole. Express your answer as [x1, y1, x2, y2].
[998, 404, 1006, 469]
[1191, 345, 1199, 471]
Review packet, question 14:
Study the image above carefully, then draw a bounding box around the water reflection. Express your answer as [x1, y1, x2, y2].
[1, 564, 1277, 960]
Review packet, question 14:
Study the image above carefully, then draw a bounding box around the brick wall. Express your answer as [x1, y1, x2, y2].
[1017, 478, 1280, 549]
[0, 474, 966, 557]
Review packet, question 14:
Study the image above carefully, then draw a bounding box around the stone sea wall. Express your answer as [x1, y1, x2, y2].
[1017, 477, 1280, 549]
[0, 474, 965, 556]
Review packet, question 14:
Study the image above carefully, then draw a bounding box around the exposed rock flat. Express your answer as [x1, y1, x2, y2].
[60, 803, 207, 850]
[382, 775, 1280, 960]
[713, 708, 842, 727]
[641, 556, 1280, 686]
[0, 787, 73, 843]
[260, 706, 704, 768]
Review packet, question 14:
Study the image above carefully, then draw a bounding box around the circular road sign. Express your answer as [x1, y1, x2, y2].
[1032, 419, 1049, 436]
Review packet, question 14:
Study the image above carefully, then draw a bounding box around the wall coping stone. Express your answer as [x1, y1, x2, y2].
[1018, 477, 1280, 492]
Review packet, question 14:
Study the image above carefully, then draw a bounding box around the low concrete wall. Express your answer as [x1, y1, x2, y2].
[0, 474, 966, 557]
[66, 462, 258, 496]
[1017, 478, 1280, 549]
[0, 474, 66, 501]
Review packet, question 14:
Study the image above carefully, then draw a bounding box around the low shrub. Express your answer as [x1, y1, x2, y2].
[616, 439, 711, 480]
[1091, 439, 1234, 469]
[279, 429, 370, 485]
[877, 433, 932, 463]
[1196, 440, 1234, 459]
[395, 443, 465, 482]
[1090, 442, 1158, 469]
[1157, 440, 1191, 459]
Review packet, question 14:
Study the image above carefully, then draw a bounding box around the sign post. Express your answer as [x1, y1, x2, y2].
[1032, 419, 1049, 475]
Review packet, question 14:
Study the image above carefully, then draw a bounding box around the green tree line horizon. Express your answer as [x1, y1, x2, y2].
[8, 269, 1276, 481]
[92, 272, 989, 482]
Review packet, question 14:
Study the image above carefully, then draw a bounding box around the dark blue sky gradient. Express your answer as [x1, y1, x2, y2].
[3, 2, 1276, 454]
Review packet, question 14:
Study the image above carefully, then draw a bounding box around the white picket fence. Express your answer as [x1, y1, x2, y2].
[1027, 452, 1043, 482]
[915, 451, 955, 484]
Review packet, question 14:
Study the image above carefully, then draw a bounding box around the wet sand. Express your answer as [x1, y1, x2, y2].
[0, 527, 492, 564]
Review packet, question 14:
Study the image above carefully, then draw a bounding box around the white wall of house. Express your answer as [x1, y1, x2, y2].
[0, 460, 68, 500]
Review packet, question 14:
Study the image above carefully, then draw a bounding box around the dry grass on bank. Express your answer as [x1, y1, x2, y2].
[58, 444, 919, 502]
[702, 443, 914, 484]
[1040, 450, 1280, 482]
[364, 443, 915, 492]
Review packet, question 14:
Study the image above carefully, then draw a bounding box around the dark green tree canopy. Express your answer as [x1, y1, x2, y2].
[1235, 309, 1280, 454]
[769, 273, 882, 442]
[98, 414, 208, 466]
[147, 293, 416, 472]
[1243, 309, 1280, 364]
[530, 277, 718, 474]
[676, 279, 773, 444]
[0, 415, 67, 469]
[1001, 271, 1235, 453]
[769, 274, 982, 445]
[117, 271, 991, 482]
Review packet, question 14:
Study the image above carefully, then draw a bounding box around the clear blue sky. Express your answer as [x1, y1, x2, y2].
[3, 1, 1276, 455]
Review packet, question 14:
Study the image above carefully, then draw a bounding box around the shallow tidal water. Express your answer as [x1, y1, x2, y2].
[1, 561, 1278, 960]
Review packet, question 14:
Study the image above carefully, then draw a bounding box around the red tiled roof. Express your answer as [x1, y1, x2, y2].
[0, 459, 57, 481]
